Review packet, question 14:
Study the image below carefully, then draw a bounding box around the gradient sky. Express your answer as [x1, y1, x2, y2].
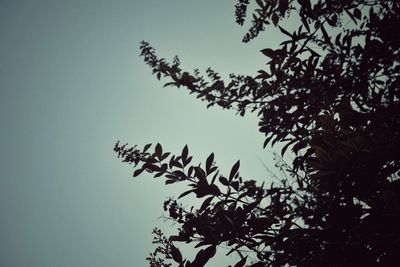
[0, 1, 286, 266]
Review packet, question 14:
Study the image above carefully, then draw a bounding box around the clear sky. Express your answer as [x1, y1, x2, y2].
[0, 1, 284, 266]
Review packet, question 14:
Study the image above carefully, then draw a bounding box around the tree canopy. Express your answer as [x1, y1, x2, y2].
[115, 1, 400, 266]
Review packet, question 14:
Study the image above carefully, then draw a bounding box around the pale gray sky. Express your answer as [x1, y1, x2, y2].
[0, 1, 284, 266]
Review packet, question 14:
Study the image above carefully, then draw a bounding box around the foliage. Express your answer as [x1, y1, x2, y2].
[115, 1, 400, 266]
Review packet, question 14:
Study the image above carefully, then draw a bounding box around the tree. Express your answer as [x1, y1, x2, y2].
[115, 1, 400, 266]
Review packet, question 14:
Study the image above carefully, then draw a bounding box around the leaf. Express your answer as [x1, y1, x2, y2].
[278, 26, 292, 37]
[210, 170, 219, 184]
[335, 33, 342, 46]
[278, 0, 289, 16]
[219, 176, 229, 186]
[301, 15, 310, 32]
[195, 167, 207, 183]
[194, 240, 212, 248]
[154, 172, 164, 178]
[354, 8, 361, 20]
[281, 141, 294, 156]
[209, 184, 221, 196]
[181, 145, 188, 161]
[183, 156, 192, 166]
[292, 141, 308, 155]
[161, 152, 170, 161]
[191, 245, 216, 266]
[163, 82, 176, 87]
[231, 181, 239, 191]
[170, 235, 189, 242]
[243, 198, 261, 213]
[234, 256, 247, 267]
[173, 170, 187, 180]
[206, 153, 214, 174]
[328, 14, 338, 26]
[170, 159, 183, 169]
[272, 13, 279, 26]
[320, 24, 332, 47]
[261, 48, 274, 59]
[155, 143, 163, 159]
[199, 196, 214, 212]
[263, 134, 274, 148]
[178, 189, 196, 199]
[170, 245, 182, 263]
[147, 164, 161, 172]
[229, 160, 240, 181]
[133, 168, 144, 177]
[165, 179, 178, 185]
[345, 9, 357, 24]
[203, 245, 217, 262]
[143, 143, 152, 153]
[298, 0, 311, 9]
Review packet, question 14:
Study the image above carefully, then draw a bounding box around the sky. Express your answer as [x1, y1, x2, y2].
[0, 1, 285, 266]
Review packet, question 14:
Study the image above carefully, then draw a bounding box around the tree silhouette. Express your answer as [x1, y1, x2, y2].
[115, 1, 400, 266]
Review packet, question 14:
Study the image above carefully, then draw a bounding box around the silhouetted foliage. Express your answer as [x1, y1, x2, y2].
[116, 1, 400, 266]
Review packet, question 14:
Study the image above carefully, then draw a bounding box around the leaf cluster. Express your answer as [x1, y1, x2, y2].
[116, 0, 400, 266]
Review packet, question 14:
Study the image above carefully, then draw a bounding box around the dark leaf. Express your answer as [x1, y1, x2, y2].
[278, 26, 292, 37]
[155, 143, 162, 159]
[301, 15, 310, 32]
[166, 179, 178, 185]
[229, 160, 240, 181]
[154, 172, 164, 178]
[163, 82, 176, 87]
[143, 143, 152, 153]
[173, 170, 187, 180]
[256, 0, 264, 8]
[219, 176, 229, 186]
[161, 152, 170, 161]
[170, 159, 183, 169]
[278, 0, 289, 16]
[178, 189, 196, 199]
[170, 235, 189, 242]
[281, 141, 294, 156]
[209, 184, 221, 196]
[183, 156, 192, 166]
[345, 9, 357, 24]
[272, 13, 279, 27]
[292, 140, 308, 154]
[195, 167, 207, 183]
[133, 168, 145, 177]
[320, 24, 332, 47]
[147, 164, 161, 172]
[194, 240, 212, 248]
[191, 245, 216, 266]
[181, 145, 188, 161]
[234, 256, 247, 267]
[298, 0, 311, 10]
[231, 181, 239, 191]
[210, 170, 219, 184]
[206, 153, 214, 174]
[261, 48, 275, 59]
[199, 196, 214, 212]
[354, 8, 361, 20]
[263, 134, 274, 148]
[171, 245, 182, 263]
